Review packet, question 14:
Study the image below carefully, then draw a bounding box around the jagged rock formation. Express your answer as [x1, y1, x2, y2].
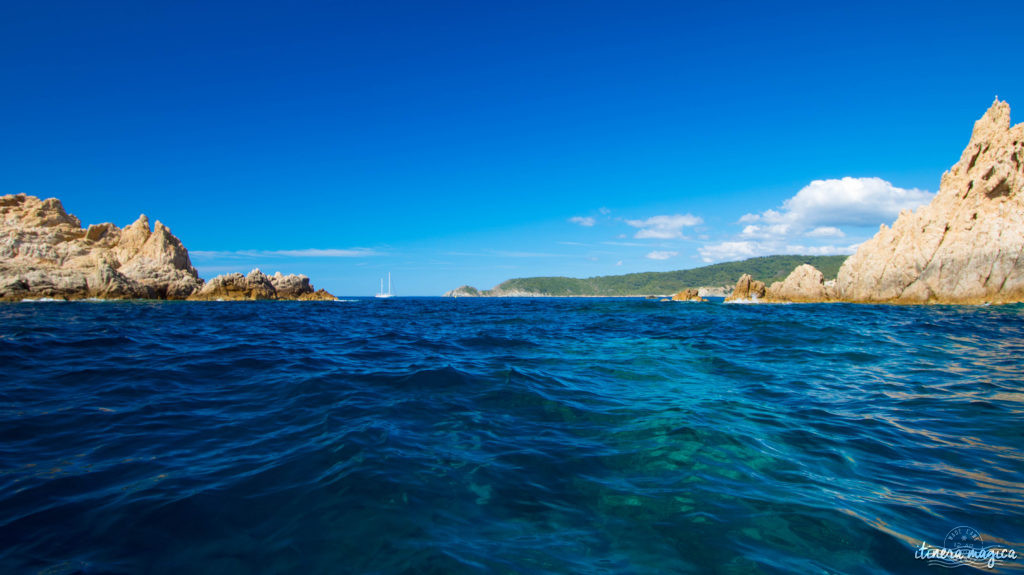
[444, 285, 482, 297]
[188, 269, 337, 301]
[764, 264, 836, 303]
[0, 194, 337, 301]
[834, 99, 1024, 304]
[725, 274, 766, 302]
[0, 194, 201, 300]
[670, 288, 706, 302]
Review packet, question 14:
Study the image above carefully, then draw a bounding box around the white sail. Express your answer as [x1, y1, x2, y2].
[375, 272, 395, 298]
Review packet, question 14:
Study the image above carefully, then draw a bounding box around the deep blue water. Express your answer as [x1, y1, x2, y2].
[1, 298, 1022, 574]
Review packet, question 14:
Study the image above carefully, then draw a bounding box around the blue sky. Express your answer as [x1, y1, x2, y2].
[2, 1, 1022, 295]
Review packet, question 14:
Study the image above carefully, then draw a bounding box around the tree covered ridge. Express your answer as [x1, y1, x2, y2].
[471, 255, 848, 296]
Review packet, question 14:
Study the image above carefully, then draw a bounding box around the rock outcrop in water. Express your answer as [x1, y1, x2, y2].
[0, 194, 201, 300]
[764, 264, 836, 303]
[670, 288, 706, 302]
[188, 269, 337, 301]
[444, 285, 482, 297]
[833, 99, 1024, 304]
[0, 194, 337, 301]
[725, 274, 766, 302]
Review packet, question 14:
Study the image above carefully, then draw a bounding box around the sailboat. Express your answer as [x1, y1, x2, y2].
[375, 272, 395, 298]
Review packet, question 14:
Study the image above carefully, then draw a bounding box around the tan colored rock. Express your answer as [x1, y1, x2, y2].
[725, 274, 766, 302]
[298, 288, 338, 301]
[189, 269, 276, 300]
[764, 264, 830, 302]
[269, 272, 313, 298]
[836, 99, 1024, 304]
[189, 269, 337, 301]
[0, 194, 201, 300]
[670, 288, 706, 302]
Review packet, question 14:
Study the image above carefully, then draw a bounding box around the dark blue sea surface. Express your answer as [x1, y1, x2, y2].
[1, 298, 1022, 574]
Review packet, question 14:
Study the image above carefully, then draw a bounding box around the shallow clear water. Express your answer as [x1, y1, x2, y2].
[1, 298, 1022, 574]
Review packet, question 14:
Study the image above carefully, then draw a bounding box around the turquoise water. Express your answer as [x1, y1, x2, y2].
[1, 298, 1022, 573]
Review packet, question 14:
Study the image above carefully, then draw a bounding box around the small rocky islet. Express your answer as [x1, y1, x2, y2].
[0, 194, 336, 302]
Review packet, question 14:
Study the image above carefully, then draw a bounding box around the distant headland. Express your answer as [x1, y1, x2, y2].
[0, 194, 336, 301]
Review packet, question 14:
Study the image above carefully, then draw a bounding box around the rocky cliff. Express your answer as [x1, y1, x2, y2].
[0, 194, 336, 301]
[0, 194, 201, 300]
[834, 99, 1024, 304]
[733, 99, 1024, 305]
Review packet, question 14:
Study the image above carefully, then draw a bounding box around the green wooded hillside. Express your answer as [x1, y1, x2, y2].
[480, 255, 847, 296]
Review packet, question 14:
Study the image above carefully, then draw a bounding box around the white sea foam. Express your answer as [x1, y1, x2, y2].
[20, 297, 64, 303]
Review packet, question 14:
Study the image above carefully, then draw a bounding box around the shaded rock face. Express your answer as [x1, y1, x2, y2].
[188, 269, 337, 301]
[670, 288, 706, 302]
[765, 264, 832, 302]
[0, 194, 201, 300]
[837, 99, 1024, 304]
[725, 274, 766, 302]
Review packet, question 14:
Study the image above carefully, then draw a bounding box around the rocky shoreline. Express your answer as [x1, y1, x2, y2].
[0, 194, 337, 302]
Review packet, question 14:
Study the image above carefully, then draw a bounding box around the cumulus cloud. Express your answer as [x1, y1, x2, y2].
[626, 214, 703, 239]
[696, 241, 758, 262]
[646, 250, 678, 260]
[569, 216, 596, 227]
[739, 177, 933, 229]
[699, 177, 932, 263]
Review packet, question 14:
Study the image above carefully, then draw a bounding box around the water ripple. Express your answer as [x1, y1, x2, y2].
[0, 298, 1022, 573]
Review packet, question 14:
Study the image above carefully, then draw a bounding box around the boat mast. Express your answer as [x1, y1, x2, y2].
[388, 272, 392, 295]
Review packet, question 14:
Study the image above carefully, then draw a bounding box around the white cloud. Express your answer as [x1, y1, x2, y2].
[615, 260, 623, 266]
[697, 241, 758, 262]
[756, 177, 933, 228]
[626, 214, 703, 239]
[804, 226, 845, 238]
[599, 207, 611, 215]
[569, 216, 596, 227]
[191, 248, 379, 259]
[741, 223, 791, 238]
[699, 177, 932, 263]
[646, 250, 678, 260]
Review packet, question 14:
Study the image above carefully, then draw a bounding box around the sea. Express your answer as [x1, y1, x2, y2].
[1, 298, 1022, 574]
